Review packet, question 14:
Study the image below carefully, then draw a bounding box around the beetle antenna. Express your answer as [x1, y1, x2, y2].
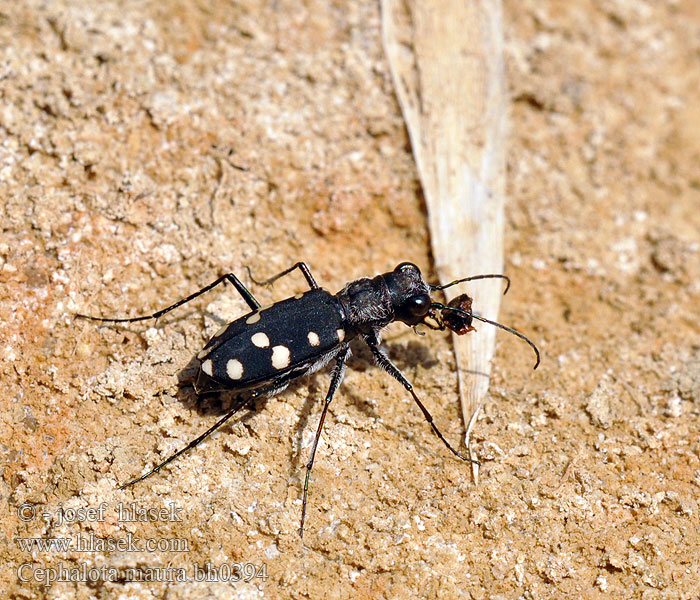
[431, 303, 540, 369]
[429, 274, 510, 295]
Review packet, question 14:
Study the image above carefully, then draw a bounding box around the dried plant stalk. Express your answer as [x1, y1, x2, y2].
[382, 0, 506, 472]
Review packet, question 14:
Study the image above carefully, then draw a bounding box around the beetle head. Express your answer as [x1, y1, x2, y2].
[382, 262, 432, 326]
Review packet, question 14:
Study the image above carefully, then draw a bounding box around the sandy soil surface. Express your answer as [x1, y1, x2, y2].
[2, 1, 699, 598]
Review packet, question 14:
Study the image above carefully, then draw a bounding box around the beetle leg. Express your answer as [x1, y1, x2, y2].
[77, 272, 261, 323]
[117, 390, 262, 491]
[246, 262, 318, 290]
[299, 344, 350, 537]
[363, 332, 476, 465]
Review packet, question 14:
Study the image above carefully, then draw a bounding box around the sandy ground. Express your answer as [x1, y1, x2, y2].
[2, 1, 699, 598]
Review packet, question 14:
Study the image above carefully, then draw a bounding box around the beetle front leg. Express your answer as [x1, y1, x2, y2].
[362, 332, 476, 465]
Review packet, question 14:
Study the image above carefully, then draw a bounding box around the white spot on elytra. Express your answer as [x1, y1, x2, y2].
[307, 331, 320, 346]
[197, 347, 209, 360]
[271, 345, 290, 369]
[213, 323, 229, 337]
[294, 293, 304, 300]
[201, 359, 213, 376]
[336, 329, 345, 342]
[251, 332, 270, 348]
[226, 359, 244, 380]
[246, 312, 261, 324]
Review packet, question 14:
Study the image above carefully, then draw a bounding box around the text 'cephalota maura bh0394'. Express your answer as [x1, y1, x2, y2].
[78, 262, 540, 537]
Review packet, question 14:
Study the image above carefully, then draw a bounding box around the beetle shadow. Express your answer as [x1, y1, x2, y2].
[383, 327, 492, 378]
[173, 353, 343, 465]
[285, 336, 459, 480]
[171, 333, 479, 488]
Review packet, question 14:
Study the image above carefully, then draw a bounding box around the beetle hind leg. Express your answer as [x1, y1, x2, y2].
[246, 262, 318, 291]
[117, 385, 271, 491]
[77, 272, 261, 324]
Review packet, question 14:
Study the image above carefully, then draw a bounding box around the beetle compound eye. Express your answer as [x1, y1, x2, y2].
[397, 261, 417, 271]
[406, 294, 430, 316]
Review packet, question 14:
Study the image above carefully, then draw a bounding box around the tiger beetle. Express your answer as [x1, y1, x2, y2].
[78, 262, 540, 537]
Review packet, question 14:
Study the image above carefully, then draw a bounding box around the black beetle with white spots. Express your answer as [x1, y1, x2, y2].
[78, 262, 540, 537]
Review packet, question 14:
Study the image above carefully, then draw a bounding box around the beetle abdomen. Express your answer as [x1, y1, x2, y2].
[196, 288, 350, 392]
